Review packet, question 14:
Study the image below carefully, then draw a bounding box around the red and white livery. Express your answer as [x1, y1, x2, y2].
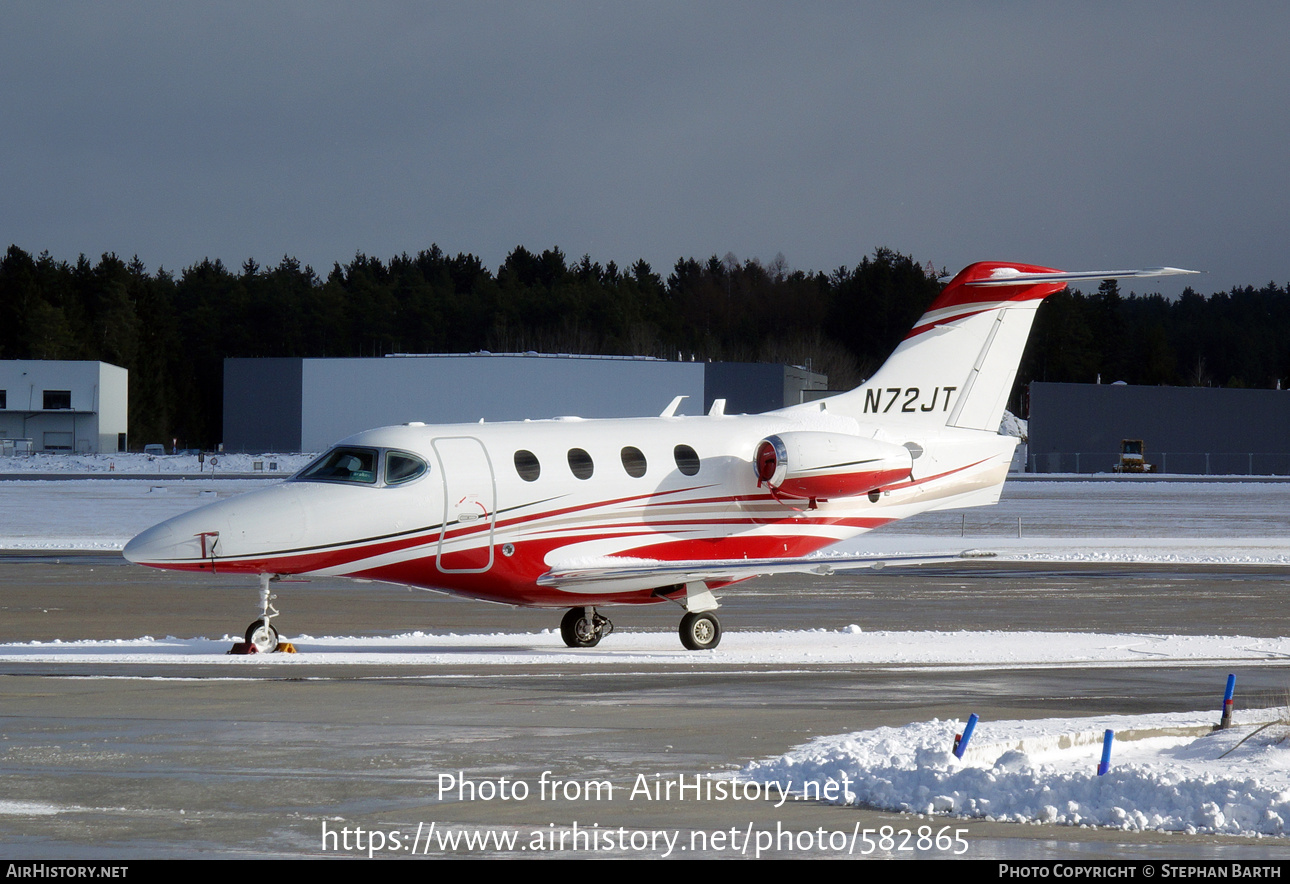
[124, 261, 1196, 650]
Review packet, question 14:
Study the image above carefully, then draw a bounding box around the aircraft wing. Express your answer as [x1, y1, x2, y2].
[537, 549, 995, 594]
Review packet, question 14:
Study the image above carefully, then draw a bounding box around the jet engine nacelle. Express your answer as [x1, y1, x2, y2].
[753, 432, 913, 500]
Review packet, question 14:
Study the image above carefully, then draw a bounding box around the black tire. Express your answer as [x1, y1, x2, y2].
[245, 619, 279, 653]
[560, 608, 601, 648]
[679, 611, 721, 650]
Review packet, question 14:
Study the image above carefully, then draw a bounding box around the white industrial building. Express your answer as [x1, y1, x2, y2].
[223, 354, 827, 453]
[0, 361, 129, 454]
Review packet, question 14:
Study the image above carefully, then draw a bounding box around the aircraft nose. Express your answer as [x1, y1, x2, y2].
[122, 500, 235, 566]
[122, 482, 314, 570]
[122, 520, 181, 565]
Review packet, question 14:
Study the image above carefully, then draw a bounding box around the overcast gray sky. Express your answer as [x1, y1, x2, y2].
[2, 2, 1285, 295]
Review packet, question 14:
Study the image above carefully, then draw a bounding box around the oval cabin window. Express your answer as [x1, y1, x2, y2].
[567, 448, 594, 480]
[514, 450, 541, 482]
[620, 446, 647, 478]
[673, 444, 700, 476]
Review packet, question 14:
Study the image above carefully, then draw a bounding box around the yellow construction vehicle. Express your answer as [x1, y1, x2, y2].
[1114, 439, 1154, 473]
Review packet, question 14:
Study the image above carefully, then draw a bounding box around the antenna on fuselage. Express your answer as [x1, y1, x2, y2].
[660, 395, 688, 417]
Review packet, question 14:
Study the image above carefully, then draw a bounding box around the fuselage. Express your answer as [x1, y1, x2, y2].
[122, 406, 1016, 607]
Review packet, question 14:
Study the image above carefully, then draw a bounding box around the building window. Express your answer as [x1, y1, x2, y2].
[0, 390, 6, 409]
[674, 444, 700, 476]
[43, 390, 72, 410]
[620, 446, 647, 478]
[567, 448, 594, 480]
[514, 450, 541, 482]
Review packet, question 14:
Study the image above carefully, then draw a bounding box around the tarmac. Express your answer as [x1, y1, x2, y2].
[3, 556, 1290, 859]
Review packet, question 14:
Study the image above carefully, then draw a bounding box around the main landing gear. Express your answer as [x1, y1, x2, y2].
[679, 611, 721, 651]
[560, 607, 613, 648]
[557, 605, 723, 651]
[244, 573, 281, 653]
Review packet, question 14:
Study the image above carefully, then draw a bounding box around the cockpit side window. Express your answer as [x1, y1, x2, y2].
[385, 451, 428, 485]
[296, 447, 379, 484]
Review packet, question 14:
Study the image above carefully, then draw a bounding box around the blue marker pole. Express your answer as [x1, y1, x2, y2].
[1219, 674, 1236, 730]
[953, 713, 978, 759]
[1097, 730, 1113, 776]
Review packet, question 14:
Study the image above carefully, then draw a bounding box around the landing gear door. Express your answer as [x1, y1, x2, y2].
[432, 436, 496, 573]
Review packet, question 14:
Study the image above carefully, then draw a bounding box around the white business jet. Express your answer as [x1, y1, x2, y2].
[124, 261, 1196, 651]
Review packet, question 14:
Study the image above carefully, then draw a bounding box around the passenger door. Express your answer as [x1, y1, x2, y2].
[432, 436, 497, 573]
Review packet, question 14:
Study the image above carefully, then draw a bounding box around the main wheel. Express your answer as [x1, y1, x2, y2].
[245, 618, 279, 653]
[679, 611, 721, 650]
[560, 608, 602, 648]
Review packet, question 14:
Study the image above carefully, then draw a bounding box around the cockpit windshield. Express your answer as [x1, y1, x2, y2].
[294, 446, 430, 487]
[296, 447, 379, 484]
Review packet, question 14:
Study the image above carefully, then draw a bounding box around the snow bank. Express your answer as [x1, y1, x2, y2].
[742, 710, 1290, 836]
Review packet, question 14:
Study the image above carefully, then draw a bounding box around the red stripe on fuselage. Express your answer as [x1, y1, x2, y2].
[343, 528, 872, 607]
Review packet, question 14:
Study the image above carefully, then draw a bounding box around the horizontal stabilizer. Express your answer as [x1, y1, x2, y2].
[820, 262, 1200, 433]
[961, 267, 1200, 287]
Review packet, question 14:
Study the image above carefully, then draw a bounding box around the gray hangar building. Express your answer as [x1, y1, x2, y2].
[223, 354, 826, 454]
[1027, 381, 1290, 475]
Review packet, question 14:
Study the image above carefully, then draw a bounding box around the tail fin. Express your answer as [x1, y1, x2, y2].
[818, 262, 1198, 432]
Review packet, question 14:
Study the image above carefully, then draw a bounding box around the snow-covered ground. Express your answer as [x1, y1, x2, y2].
[2, 627, 1287, 839]
[4, 461, 1290, 840]
[0, 451, 314, 474]
[2, 627, 1286, 668]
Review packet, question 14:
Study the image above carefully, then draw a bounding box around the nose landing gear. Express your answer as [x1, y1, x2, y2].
[244, 573, 281, 653]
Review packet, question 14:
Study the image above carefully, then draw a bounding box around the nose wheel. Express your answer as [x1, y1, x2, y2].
[560, 607, 613, 648]
[245, 618, 279, 653]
